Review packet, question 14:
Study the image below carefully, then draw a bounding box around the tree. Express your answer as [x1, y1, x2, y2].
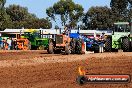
[6, 4, 52, 29]
[110, 0, 131, 22]
[46, 0, 84, 28]
[110, 0, 128, 14]
[0, 9, 13, 30]
[127, 0, 132, 20]
[6, 5, 37, 22]
[0, 0, 6, 9]
[83, 6, 113, 30]
[25, 18, 52, 29]
[6, 5, 34, 28]
[0, 0, 13, 30]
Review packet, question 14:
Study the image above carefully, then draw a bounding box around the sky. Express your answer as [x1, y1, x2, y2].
[5, 0, 110, 19]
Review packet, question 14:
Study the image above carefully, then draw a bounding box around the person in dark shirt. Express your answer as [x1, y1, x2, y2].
[0, 36, 2, 50]
[100, 32, 105, 40]
[1, 39, 4, 50]
[3, 39, 7, 50]
[13, 39, 17, 50]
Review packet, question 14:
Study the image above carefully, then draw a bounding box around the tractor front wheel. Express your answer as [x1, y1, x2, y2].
[105, 37, 112, 52]
[65, 43, 71, 55]
[122, 37, 130, 52]
[70, 39, 76, 54]
[76, 39, 82, 54]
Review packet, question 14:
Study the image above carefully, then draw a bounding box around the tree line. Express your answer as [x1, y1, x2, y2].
[0, 0, 52, 31]
[0, 0, 132, 30]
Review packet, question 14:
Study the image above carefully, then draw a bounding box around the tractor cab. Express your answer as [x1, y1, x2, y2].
[111, 22, 130, 50]
[23, 29, 40, 41]
[55, 34, 63, 44]
[114, 22, 130, 33]
[55, 34, 70, 46]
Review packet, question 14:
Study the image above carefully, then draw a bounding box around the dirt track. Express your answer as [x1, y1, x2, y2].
[0, 50, 132, 88]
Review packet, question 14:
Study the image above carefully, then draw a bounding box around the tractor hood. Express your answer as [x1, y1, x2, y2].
[69, 33, 80, 39]
[113, 32, 130, 38]
[35, 38, 49, 46]
[36, 38, 49, 40]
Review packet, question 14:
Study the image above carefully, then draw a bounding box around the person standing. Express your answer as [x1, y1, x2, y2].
[0, 36, 2, 50]
[7, 38, 12, 50]
[10, 38, 13, 50]
[13, 39, 17, 50]
[1, 39, 4, 50]
[99, 33, 105, 53]
[3, 39, 6, 50]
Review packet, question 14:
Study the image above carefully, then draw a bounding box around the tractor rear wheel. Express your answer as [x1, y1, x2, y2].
[76, 39, 82, 54]
[105, 37, 112, 52]
[48, 40, 54, 54]
[122, 37, 130, 52]
[70, 39, 76, 54]
[65, 43, 71, 55]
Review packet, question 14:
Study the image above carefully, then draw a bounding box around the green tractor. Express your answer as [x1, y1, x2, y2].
[105, 22, 132, 52]
[22, 29, 49, 50]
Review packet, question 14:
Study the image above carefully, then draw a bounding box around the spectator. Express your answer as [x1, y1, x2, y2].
[7, 38, 12, 50]
[1, 39, 4, 50]
[3, 39, 6, 50]
[99, 33, 105, 53]
[100, 32, 105, 40]
[10, 38, 13, 50]
[13, 39, 17, 50]
[3, 39, 8, 50]
[0, 36, 2, 50]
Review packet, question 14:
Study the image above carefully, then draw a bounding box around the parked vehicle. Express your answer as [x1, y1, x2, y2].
[105, 22, 132, 52]
[22, 29, 49, 50]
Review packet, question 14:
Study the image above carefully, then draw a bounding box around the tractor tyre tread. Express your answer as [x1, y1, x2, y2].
[105, 37, 112, 52]
[70, 39, 76, 54]
[122, 37, 130, 52]
[75, 39, 82, 54]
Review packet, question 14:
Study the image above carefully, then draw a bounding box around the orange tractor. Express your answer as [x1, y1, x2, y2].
[2, 38, 30, 50]
[16, 38, 31, 50]
[48, 33, 85, 54]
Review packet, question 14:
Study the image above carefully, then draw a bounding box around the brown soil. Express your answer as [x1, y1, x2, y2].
[0, 50, 131, 88]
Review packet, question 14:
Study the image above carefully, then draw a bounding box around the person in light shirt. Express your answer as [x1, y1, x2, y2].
[7, 38, 12, 50]
[99, 33, 105, 53]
